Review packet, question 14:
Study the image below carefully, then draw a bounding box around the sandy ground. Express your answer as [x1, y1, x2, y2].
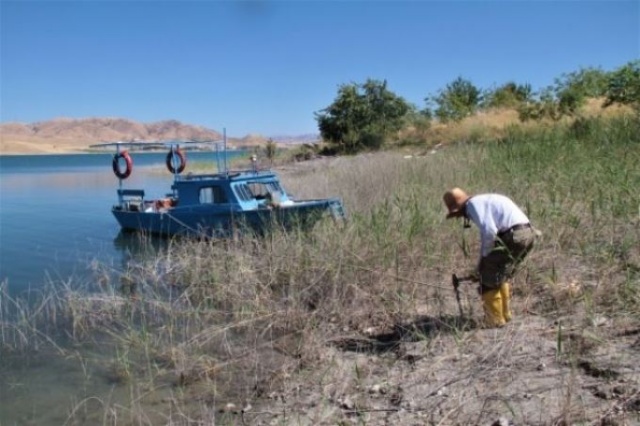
[244, 309, 640, 425]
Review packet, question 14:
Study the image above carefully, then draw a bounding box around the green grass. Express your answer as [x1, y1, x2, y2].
[1, 113, 639, 424]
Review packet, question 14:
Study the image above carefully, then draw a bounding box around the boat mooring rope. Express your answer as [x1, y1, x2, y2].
[161, 211, 208, 237]
[158, 212, 456, 294]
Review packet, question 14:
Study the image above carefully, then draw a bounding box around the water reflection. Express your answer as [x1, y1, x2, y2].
[112, 229, 170, 258]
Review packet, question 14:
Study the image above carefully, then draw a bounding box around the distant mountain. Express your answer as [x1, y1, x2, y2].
[1, 117, 221, 143]
[0, 117, 319, 154]
[269, 134, 321, 144]
[235, 133, 321, 146]
[239, 133, 269, 146]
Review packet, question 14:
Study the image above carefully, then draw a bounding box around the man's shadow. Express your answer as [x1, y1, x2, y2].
[333, 315, 478, 356]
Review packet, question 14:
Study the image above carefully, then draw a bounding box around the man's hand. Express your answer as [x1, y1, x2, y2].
[466, 269, 480, 282]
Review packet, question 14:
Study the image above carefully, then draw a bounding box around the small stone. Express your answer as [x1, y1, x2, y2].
[594, 388, 611, 400]
[339, 397, 355, 410]
[491, 417, 512, 426]
[590, 315, 607, 327]
[537, 362, 546, 371]
[612, 385, 627, 396]
[224, 403, 236, 412]
[369, 384, 385, 394]
[363, 327, 378, 336]
[436, 387, 448, 397]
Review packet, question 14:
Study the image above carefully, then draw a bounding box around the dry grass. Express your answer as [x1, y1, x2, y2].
[1, 113, 639, 425]
[397, 98, 636, 150]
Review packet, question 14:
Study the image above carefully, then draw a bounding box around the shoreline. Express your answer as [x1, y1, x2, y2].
[0, 146, 259, 156]
[0, 141, 290, 156]
[1, 150, 92, 156]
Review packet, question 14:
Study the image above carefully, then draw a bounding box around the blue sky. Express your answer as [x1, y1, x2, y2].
[1, 1, 638, 137]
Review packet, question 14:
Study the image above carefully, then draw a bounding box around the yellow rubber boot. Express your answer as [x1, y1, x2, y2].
[500, 282, 512, 323]
[481, 289, 506, 328]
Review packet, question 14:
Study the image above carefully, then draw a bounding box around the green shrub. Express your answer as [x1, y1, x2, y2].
[315, 79, 411, 154]
[427, 76, 482, 122]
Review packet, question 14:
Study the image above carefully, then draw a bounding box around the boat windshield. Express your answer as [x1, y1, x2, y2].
[235, 181, 284, 201]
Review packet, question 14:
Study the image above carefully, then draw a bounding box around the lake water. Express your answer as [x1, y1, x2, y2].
[0, 150, 250, 424]
[0, 151, 243, 295]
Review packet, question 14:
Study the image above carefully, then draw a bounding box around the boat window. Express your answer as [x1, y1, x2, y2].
[234, 182, 285, 202]
[234, 184, 253, 201]
[199, 186, 227, 204]
[247, 182, 269, 199]
[246, 182, 284, 199]
[267, 182, 283, 193]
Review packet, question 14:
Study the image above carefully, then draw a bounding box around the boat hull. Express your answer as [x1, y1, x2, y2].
[112, 198, 343, 237]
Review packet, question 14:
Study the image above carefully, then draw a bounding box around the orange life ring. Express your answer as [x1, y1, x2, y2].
[112, 150, 133, 179]
[166, 148, 186, 174]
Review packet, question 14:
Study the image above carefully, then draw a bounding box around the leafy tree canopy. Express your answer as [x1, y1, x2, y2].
[315, 79, 410, 154]
[555, 67, 609, 99]
[604, 60, 640, 110]
[483, 82, 533, 109]
[426, 77, 481, 122]
[517, 87, 564, 122]
[552, 66, 610, 115]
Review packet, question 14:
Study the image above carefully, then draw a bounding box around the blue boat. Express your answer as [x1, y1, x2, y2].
[93, 135, 345, 238]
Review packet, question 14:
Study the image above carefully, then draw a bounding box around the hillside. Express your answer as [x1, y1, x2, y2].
[397, 98, 633, 149]
[0, 117, 281, 155]
[2, 99, 625, 156]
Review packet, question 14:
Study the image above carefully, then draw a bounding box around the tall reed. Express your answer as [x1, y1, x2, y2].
[2, 113, 638, 424]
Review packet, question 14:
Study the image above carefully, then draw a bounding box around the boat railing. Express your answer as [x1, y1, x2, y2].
[117, 189, 145, 198]
[178, 169, 274, 181]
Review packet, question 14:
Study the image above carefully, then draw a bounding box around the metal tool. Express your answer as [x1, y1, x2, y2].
[451, 273, 477, 318]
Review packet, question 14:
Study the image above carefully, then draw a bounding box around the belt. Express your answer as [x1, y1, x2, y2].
[498, 223, 531, 238]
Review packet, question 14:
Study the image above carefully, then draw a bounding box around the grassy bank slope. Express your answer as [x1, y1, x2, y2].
[2, 114, 639, 425]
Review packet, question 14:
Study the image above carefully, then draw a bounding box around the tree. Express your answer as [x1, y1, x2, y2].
[483, 82, 532, 109]
[551, 67, 609, 116]
[264, 138, 277, 164]
[517, 87, 562, 122]
[315, 79, 410, 153]
[555, 67, 609, 99]
[405, 106, 432, 131]
[427, 77, 481, 122]
[603, 60, 640, 110]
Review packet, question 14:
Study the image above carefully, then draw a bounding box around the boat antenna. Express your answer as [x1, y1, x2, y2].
[116, 143, 123, 205]
[223, 128, 228, 175]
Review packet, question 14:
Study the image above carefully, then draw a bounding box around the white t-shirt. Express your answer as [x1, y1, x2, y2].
[465, 194, 530, 259]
